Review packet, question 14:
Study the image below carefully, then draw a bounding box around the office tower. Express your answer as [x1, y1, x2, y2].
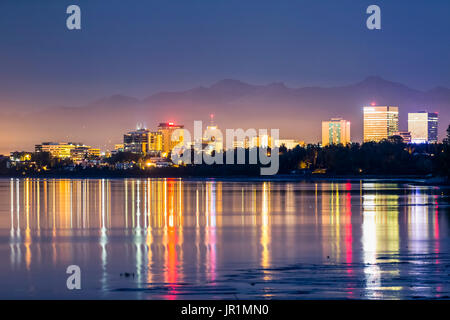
[363, 106, 399, 142]
[157, 122, 184, 156]
[321, 118, 351, 146]
[148, 131, 163, 153]
[123, 128, 151, 154]
[408, 111, 439, 143]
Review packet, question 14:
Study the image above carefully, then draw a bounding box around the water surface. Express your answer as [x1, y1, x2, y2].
[0, 178, 449, 299]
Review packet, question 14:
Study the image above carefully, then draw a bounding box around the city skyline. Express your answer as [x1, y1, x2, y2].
[0, 1, 449, 155]
[7, 102, 444, 160]
[1, 76, 449, 155]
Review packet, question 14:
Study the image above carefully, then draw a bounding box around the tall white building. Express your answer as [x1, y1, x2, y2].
[408, 112, 439, 143]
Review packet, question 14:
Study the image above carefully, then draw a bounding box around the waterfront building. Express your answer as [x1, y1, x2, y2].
[35, 142, 80, 158]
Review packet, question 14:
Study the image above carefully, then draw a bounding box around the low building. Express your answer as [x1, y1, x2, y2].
[70, 146, 101, 162]
[114, 144, 124, 152]
[35, 142, 100, 161]
[391, 131, 412, 143]
[35, 142, 80, 158]
[10, 151, 33, 162]
[275, 139, 305, 150]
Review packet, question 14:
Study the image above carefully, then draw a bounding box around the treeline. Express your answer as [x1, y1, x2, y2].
[277, 140, 449, 176]
[2, 126, 449, 179]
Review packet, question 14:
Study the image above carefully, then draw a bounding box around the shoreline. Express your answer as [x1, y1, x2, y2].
[1, 174, 448, 186]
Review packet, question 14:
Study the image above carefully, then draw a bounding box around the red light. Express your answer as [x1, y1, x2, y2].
[169, 122, 174, 126]
[371, 102, 376, 106]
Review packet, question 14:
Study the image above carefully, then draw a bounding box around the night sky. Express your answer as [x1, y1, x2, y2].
[0, 0, 449, 107]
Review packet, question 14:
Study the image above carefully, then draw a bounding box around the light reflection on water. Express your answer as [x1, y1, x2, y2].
[0, 178, 449, 299]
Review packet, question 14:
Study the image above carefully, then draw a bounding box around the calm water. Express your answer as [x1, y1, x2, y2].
[0, 178, 449, 299]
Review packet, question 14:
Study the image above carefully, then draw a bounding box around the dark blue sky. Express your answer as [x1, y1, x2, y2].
[0, 0, 449, 107]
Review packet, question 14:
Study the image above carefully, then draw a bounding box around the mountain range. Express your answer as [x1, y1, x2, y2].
[1, 76, 449, 154]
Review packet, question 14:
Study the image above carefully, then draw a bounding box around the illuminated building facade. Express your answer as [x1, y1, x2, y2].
[35, 142, 79, 158]
[321, 118, 351, 146]
[408, 112, 439, 143]
[70, 146, 101, 161]
[232, 138, 250, 149]
[391, 131, 412, 143]
[363, 106, 399, 142]
[123, 128, 151, 154]
[114, 144, 124, 152]
[9, 151, 32, 162]
[157, 122, 184, 157]
[148, 131, 163, 153]
[250, 135, 273, 148]
[275, 139, 305, 150]
[35, 142, 100, 160]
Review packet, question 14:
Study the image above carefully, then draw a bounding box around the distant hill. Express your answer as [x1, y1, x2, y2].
[1, 76, 449, 154]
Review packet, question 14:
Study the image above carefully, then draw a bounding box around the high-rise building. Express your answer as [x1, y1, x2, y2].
[148, 131, 163, 153]
[408, 112, 439, 143]
[321, 118, 351, 146]
[123, 128, 150, 154]
[363, 106, 399, 142]
[157, 122, 184, 157]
